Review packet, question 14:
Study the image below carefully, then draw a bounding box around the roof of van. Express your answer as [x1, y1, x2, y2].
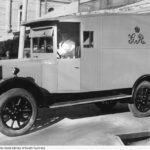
[22, 19, 59, 27]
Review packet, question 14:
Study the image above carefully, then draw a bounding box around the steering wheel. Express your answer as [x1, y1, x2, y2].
[57, 51, 61, 59]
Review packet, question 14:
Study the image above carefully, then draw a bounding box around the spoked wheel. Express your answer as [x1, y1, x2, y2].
[129, 81, 150, 117]
[95, 101, 117, 111]
[0, 88, 37, 136]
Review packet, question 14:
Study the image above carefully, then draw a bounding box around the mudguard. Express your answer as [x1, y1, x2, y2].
[131, 74, 150, 103]
[0, 77, 45, 107]
[133, 75, 150, 91]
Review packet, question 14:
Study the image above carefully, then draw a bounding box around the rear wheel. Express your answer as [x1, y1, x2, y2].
[95, 101, 117, 111]
[129, 81, 150, 117]
[0, 88, 37, 136]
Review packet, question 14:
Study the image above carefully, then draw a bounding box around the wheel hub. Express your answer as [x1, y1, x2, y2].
[135, 87, 150, 112]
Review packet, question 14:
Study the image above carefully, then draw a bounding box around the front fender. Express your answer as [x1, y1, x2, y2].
[0, 77, 46, 107]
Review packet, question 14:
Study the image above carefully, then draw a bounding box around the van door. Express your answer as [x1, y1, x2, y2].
[58, 57, 80, 91]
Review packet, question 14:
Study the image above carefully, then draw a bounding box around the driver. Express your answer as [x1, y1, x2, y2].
[57, 33, 75, 59]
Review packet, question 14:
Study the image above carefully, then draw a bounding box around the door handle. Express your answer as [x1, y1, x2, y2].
[75, 67, 79, 69]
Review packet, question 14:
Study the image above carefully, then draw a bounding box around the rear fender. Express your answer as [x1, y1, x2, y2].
[133, 75, 150, 91]
[131, 74, 150, 103]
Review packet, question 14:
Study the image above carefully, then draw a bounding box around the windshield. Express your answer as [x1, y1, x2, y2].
[33, 37, 53, 53]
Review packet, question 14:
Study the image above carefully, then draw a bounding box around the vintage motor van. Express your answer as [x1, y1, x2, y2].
[0, 12, 150, 136]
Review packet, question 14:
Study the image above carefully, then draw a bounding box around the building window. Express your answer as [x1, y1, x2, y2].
[107, 0, 111, 5]
[18, 5, 23, 30]
[83, 31, 94, 48]
[19, 5, 23, 24]
[48, 7, 54, 12]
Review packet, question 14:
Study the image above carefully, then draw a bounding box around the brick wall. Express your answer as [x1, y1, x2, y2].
[0, 0, 45, 41]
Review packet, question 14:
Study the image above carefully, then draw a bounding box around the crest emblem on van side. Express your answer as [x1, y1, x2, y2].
[128, 26, 146, 44]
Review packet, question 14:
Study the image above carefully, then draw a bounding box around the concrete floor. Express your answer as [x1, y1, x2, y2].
[0, 102, 150, 146]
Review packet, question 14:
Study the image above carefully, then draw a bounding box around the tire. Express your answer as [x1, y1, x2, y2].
[0, 88, 37, 136]
[129, 81, 150, 117]
[95, 101, 117, 111]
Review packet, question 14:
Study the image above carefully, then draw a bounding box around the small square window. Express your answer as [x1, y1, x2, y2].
[83, 31, 94, 48]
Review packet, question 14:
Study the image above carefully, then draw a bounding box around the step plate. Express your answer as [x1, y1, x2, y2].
[50, 94, 132, 108]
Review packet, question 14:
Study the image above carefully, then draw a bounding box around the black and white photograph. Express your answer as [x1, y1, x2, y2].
[0, 0, 150, 148]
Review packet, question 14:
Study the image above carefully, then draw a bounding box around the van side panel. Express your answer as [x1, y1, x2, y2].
[80, 14, 150, 92]
[101, 15, 150, 90]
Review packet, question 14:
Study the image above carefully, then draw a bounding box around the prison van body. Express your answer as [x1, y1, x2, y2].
[1, 14, 150, 93]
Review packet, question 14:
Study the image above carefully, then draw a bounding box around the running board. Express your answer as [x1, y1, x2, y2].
[50, 94, 132, 109]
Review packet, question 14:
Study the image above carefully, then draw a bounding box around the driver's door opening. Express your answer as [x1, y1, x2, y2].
[57, 22, 81, 91]
[57, 22, 81, 59]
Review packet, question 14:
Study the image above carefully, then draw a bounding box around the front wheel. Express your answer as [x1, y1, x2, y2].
[0, 88, 37, 136]
[129, 81, 150, 117]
